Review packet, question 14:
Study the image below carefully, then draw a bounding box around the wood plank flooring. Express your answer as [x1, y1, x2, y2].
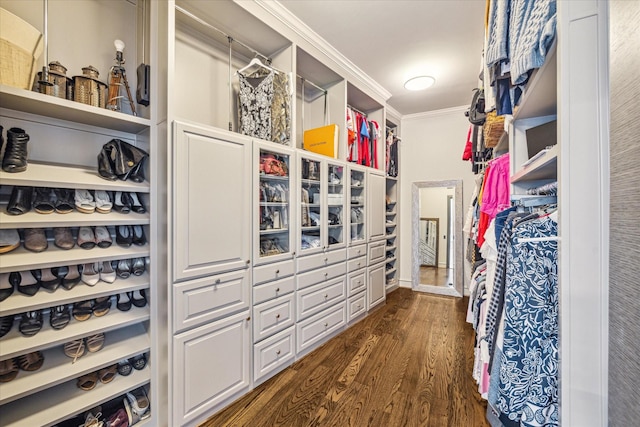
[200, 288, 489, 427]
[419, 267, 454, 287]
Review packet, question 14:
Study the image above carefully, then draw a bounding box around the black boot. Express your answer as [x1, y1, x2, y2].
[2, 127, 30, 173]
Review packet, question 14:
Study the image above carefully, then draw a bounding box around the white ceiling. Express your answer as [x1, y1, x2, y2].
[278, 0, 487, 116]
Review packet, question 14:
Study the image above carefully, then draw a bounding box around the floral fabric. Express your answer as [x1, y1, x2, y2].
[238, 72, 274, 141]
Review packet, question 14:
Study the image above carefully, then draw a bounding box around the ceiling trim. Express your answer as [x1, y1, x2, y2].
[252, 0, 393, 102]
[403, 105, 469, 121]
[386, 105, 403, 122]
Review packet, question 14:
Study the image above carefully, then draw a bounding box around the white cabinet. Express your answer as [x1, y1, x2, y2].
[367, 169, 386, 242]
[173, 311, 251, 426]
[367, 261, 386, 311]
[173, 121, 252, 282]
[348, 165, 367, 245]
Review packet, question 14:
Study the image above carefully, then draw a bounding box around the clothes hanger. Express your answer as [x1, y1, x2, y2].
[237, 56, 279, 76]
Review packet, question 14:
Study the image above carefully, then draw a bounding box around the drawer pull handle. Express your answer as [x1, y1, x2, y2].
[246, 260, 251, 264]
[324, 294, 328, 299]
[324, 322, 328, 327]
[275, 269, 280, 274]
[324, 272, 328, 277]
[276, 314, 281, 319]
[246, 316, 251, 321]
[324, 258, 328, 262]
[275, 287, 280, 292]
[215, 279, 221, 284]
[276, 350, 281, 355]
[357, 262, 361, 266]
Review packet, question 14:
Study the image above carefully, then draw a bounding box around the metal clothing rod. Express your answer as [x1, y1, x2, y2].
[296, 75, 327, 95]
[175, 5, 272, 64]
[347, 104, 368, 117]
[516, 236, 558, 243]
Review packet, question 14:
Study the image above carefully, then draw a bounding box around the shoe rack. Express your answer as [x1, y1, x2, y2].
[0, 1, 153, 425]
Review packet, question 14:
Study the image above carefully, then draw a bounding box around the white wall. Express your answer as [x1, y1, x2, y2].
[419, 186, 454, 268]
[399, 106, 476, 291]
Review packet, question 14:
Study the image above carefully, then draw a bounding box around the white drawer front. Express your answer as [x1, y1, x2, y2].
[348, 292, 367, 322]
[297, 303, 346, 354]
[253, 259, 295, 286]
[368, 240, 386, 265]
[253, 326, 295, 384]
[348, 271, 366, 296]
[253, 293, 295, 343]
[173, 269, 250, 333]
[297, 262, 347, 289]
[296, 248, 346, 273]
[297, 277, 345, 320]
[253, 276, 295, 305]
[347, 244, 366, 259]
[347, 255, 366, 273]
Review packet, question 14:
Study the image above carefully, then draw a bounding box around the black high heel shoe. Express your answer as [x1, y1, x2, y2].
[6, 186, 33, 215]
[0, 273, 14, 302]
[132, 225, 146, 246]
[61, 265, 81, 290]
[14, 271, 41, 297]
[2, 127, 30, 173]
[40, 268, 60, 292]
[114, 192, 132, 213]
[116, 225, 133, 247]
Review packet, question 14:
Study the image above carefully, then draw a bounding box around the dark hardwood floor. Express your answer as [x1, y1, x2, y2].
[419, 266, 454, 287]
[200, 288, 489, 427]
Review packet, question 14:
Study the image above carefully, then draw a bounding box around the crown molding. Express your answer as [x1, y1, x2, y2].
[251, 0, 392, 102]
[403, 105, 468, 121]
[385, 105, 403, 123]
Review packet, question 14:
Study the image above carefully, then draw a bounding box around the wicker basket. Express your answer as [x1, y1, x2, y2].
[484, 111, 506, 148]
[0, 8, 44, 90]
[73, 66, 107, 108]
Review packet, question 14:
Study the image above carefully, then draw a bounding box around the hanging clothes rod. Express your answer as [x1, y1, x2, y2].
[347, 104, 368, 117]
[296, 75, 327, 94]
[175, 5, 272, 64]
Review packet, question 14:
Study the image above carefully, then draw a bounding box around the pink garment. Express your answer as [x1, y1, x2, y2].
[480, 153, 510, 219]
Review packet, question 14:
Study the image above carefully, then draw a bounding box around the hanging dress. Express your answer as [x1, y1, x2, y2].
[238, 71, 275, 141]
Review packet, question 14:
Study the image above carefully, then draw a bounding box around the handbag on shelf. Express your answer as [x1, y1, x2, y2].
[97, 138, 149, 182]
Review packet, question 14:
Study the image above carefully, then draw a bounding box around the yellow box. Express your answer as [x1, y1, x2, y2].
[303, 124, 339, 158]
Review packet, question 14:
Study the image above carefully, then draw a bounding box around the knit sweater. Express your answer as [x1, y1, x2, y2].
[509, 0, 557, 85]
[485, 0, 511, 67]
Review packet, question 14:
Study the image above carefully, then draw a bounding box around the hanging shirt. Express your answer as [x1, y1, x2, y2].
[238, 71, 274, 141]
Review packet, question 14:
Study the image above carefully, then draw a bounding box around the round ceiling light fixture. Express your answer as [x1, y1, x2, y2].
[404, 75, 436, 91]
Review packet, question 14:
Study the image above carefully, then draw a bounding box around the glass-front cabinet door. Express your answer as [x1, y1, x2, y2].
[254, 143, 295, 265]
[298, 153, 324, 256]
[348, 165, 367, 245]
[327, 162, 346, 250]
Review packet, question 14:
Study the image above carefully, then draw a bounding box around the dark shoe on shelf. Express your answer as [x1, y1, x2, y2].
[53, 227, 75, 250]
[53, 188, 75, 214]
[0, 358, 19, 382]
[17, 350, 45, 371]
[49, 304, 71, 330]
[6, 186, 33, 215]
[107, 408, 128, 427]
[129, 353, 147, 370]
[0, 315, 14, 338]
[116, 225, 133, 247]
[0, 229, 20, 254]
[113, 191, 132, 213]
[131, 225, 146, 246]
[18, 310, 43, 337]
[0, 272, 14, 302]
[2, 127, 30, 173]
[32, 187, 55, 214]
[23, 228, 48, 252]
[14, 270, 40, 296]
[77, 371, 99, 391]
[93, 296, 112, 317]
[116, 292, 132, 311]
[130, 289, 147, 308]
[61, 265, 81, 290]
[116, 259, 131, 279]
[72, 300, 94, 321]
[98, 364, 118, 384]
[39, 268, 60, 292]
[131, 257, 145, 276]
[117, 359, 133, 376]
[130, 192, 146, 213]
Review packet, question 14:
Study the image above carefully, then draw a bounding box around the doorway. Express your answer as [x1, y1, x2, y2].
[412, 179, 463, 297]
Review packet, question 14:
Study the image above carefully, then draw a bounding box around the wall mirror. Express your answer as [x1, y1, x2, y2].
[412, 179, 463, 297]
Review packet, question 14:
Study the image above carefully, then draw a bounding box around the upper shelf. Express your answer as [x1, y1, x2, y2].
[0, 85, 151, 134]
[511, 144, 558, 183]
[513, 41, 557, 121]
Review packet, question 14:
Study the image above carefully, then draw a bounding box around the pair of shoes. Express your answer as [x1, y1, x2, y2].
[64, 332, 105, 362]
[124, 386, 150, 424]
[113, 192, 146, 214]
[0, 229, 20, 254]
[6, 186, 33, 215]
[81, 261, 116, 286]
[23, 228, 48, 252]
[78, 226, 112, 249]
[116, 225, 146, 247]
[11, 270, 41, 296]
[72, 297, 112, 321]
[0, 351, 45, 382]
[19, 310, 43, 336]
[77, 364, 118, 390]
[53, 227, 75, 249]
[49, 304, 71, 329]
[0, 315, 14, 338]
[2, 127, 29, 173]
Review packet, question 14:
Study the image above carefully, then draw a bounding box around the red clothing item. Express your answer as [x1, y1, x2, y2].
[462, 125, 473, 161]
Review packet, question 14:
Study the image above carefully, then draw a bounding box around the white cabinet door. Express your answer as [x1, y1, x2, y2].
[367, 170, 386, 242]
[173, 122, 252, 282]
[173, 311, 251, 426]
[367, 261, 386, 310]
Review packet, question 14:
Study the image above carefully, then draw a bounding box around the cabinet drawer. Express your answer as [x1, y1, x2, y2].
[297, 262, 346, 289]
[368, 240, 386, 265]
[173, 268, 250, 333]
[348, 244, 367, 260]
[347, 255, 366, 273]
[348, 271, 366, 296]
[253, 326, 295, 385]
[296, 303, 346, 354]
[296, 248, 346, 273]
[253, 276, 295, 305]
[297, 277, 345, 320]
[348, 291, 367, 322]
[253, 259, 295, 286]
[253, 293, 295, 343]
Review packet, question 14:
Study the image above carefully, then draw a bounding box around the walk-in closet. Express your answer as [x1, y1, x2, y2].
[0, 0, 634, 426]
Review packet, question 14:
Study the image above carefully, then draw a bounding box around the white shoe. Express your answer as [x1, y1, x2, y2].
[99, 261, 116, 283]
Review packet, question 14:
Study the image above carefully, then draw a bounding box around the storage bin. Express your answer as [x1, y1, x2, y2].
[0, 8, 44, 90]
